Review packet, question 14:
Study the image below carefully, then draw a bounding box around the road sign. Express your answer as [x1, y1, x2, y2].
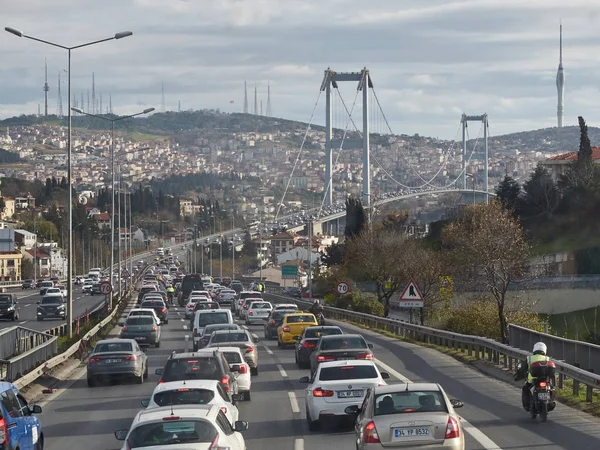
[398, 279, 424, 308]
[121, 269, 131, 279]
[99, 281, 112, 295]
[282, 265, 298, 280]
[336, 282, 350, 295]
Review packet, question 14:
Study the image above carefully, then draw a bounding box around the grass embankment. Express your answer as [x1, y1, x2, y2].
[121, 131, 167, 142]
[336, 318, 600, 418]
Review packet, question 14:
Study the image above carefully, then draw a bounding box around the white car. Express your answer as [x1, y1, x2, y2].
[273, 303, 298, 312]
[301, 360, 390, 431]
[245, 301, 273, 325]
[217, 289, 237, 304]
[127, 308, 162, 326]
[191, 290, 211, 298]
[43, 287, 64, 299]
[114, 405, 248, 450]
[218, 346, 252, 401]
[140, 379, 241, 424]
[239, 298, 262, 320]
[185, 297, 206, 318]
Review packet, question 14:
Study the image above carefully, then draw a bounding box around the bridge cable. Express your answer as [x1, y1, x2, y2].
[435, 122, 483, 189]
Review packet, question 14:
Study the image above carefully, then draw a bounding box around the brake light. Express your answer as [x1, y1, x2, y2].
[187, 304, 193, 308]
[221, 376, 230, 392]
[161, 308, 167, 313]
[539, 381, 547, 388]
[302, 342, 316, 348]
[364, 421, 380, 443]
[245, 345, 254, 353]
[356, 353, 373, 360]
[445, 416, 460, 439]
[244, 305, 249, 309]
[282, 326, 290, 332]
[162, 416, 180, 421]
[268, 320, 275, 326]
[317, 355, 335, 362]
[88, 357, 102, 363]
[312, 388, 334, 397]
[0, 418, 8, 445]
[122, 326, 128, 332]
[177, 388, 190, 391]
[249, 311, 253, 316]
[151, 326, 158, 331]
[124, 355, 138, 361]
[238, 364, 248, 374]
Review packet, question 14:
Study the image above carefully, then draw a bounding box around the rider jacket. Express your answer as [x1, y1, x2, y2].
[514, 353, 550, 382]
[310, 303, 323, 316]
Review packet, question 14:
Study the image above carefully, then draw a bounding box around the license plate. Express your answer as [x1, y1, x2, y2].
[105, 359, 121, 364]
[338, 390, 363, 398]
[394, 428, 430, 438]
[134, 336, 146, 340]
[538, 393, 550, 400]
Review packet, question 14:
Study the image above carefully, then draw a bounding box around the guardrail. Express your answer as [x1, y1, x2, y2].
[266, 291, 600, 403]
[0, 326, 57, 382]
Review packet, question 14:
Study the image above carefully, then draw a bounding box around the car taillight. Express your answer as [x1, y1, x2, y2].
[268, 320, 275, 326]
[312, 387, 334, 397]
[122, 326, 128, 332]
[88, 357, 102, 363]
[238, 364, 248, 374]
[282, 326, 290, 332]
[364, 421, 380, 443]
[221, 376, 230, 392]
[245, 345, 255, 354]
[0, 418, 8, 445]
[249, 311, 253, 316]
[302, 342, 316, 348]
[317, 355, 335, 362]
[161, 308, 167, 313]
[445, 416, 460, 439]
[356, 353, 373, 360]
[220, 406, 227, 414]
[539, 381, 547, 388]
[151, 326, 158, 331]
[187, 304, 193, 308]
[244, 305, 249, 309]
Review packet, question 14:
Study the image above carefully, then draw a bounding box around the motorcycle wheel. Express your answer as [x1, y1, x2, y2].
[530, 402, 537, 420]
[540, 402, 548, 423]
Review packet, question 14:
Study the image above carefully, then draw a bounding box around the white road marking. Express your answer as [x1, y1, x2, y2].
[180, 318, 184, 322]
[374, 360, 503, 450]
[288, 391, 300, 413]
[18, 321, 27, 325]
[242, 325, 248, 330]
[263, 346, 274, 355]
[294, 438, 304, 450]
[277, 364, 288, 378]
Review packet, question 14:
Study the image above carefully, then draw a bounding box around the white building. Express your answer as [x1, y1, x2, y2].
[14, 229, 36, 249]
[276, 247, 320, 266]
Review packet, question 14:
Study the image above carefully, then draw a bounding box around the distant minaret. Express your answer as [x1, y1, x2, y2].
[266, 81, 272, 117]
[243, 82, 248, 114]
[87, 90, 90, 113]
[80, 93, 84, 113]
[161, 83, 166, 113]
[99, 93, 103, 115]
[178, 101, 181, 112]
[92, 72, 96, 114]
[253, 85, 258, 115]
[43, 59, 49, 117]
[556, 22, 565, 128]
[109, 94, 113, 114]
[260, 101, 263, 116]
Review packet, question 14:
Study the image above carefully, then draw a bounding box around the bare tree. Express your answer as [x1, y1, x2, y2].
[442, 202, 531, 343]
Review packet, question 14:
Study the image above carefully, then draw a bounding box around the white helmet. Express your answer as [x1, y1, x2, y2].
[532, 342, 547, 355]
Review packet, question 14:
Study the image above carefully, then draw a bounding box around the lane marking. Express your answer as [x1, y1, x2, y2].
[183, 325, 188, 330]
[294, 438, 304, 450]
[19, 321, 27, 325]
[242, 325, 248, 330]
[374, 358, 411, 383]
[277, 364, 288, 378]
[263, 346, 274, 355]
[288, 391, 300, 413]
[180, 318, 184, 322]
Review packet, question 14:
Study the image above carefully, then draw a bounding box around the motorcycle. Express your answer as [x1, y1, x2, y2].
[527, 361, 557, 422]
[315, 312, 326, 326]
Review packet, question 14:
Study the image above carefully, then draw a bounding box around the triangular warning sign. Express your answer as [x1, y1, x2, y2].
[400, 279, 423, 301]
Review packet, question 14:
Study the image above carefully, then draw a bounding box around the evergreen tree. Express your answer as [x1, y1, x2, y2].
[321, 242, 345, 267]
[520, 165, 559, 219]
[241, 230, 257, 257]
[577, 116, 593, 168]
[495, 174, 521, 212]
[344, 196, 366, 239]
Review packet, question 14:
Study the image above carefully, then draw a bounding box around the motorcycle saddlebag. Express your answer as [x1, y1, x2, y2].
[530, 360, 556, 379]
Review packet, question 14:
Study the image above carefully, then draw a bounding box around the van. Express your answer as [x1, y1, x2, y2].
[88, 268, 102, 279]
[192, 309, 233, 350]
[0, 381, 43, 449]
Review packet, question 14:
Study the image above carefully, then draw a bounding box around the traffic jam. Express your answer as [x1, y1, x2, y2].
[84, 256, 467, 450]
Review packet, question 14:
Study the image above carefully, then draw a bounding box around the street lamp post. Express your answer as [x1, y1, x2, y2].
[6, 26, 133, 337]
[466, 173, 476, 205]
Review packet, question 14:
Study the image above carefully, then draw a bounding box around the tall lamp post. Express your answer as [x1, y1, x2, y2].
[72, 107, 154, 310]
[6, 26, 133, 337]
[466, 173, 476, 205]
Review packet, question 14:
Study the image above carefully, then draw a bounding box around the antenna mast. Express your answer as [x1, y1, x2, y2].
[266, 81, 272, 117]
[43, 59, 49, 117]
[109, 94, 113, 114]
[253, 85, 258, 115]
[161, 83, 166, 113]
[92, 72, 96, 114]
[243, 82, 248, 114]
[56, 71, 63, 117]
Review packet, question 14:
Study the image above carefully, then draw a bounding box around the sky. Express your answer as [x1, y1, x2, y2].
[2, 0, 600, 140]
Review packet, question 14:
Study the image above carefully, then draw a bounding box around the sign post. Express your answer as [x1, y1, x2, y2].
[398, 279, 423, 323]
[99, 281, 113, 312]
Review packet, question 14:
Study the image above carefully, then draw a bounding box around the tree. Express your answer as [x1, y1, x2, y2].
[21, 259, 34, 279]
[495, 174, 521, 213]
[577, 116, 593, 169]
[0, 198, 5, 216]
[321, 242, 345, 268]
[241, 230, 258, 260]
[344, 196, 366, 239]
[520, 165, 559, 220]
[380, 211, 409, 234]
[442, 202, 531, 343]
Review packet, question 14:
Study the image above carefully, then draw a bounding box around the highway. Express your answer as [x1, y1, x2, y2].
[26, 292, 600, 450]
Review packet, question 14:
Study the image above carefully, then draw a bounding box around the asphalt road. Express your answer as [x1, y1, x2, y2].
[21, 292, 600, 450]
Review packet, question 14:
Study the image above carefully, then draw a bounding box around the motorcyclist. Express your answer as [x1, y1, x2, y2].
[167, 285, 175, 305]
[310, 299, 323, 318]
[514, 342, 556, 412]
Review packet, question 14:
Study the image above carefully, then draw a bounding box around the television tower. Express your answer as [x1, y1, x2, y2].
[99, 93, 103, 115]
[266, 81, 272, 117]
[109, 94, 113, 114]
[253, 85, 258, 115]
[87, 90, 90, 113]
[43, 59, 49, 117]
[92, 72, 96, 114]
[56, 71, 63, 117]
[243, 82, 248, 114]
[556, 22, 565, 128]
[161, 83, 166, 112]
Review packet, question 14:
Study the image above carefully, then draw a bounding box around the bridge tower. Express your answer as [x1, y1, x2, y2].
[321, 68, 372, 207]
[460, 114, 489, 203]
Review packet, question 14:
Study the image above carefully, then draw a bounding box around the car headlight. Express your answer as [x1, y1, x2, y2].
[7, 306, 14, 311]
[57, 305, 66, 310]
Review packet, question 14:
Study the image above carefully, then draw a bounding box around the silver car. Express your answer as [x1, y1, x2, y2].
[206, 330, 261, 376]
[87, 338, 148, 387]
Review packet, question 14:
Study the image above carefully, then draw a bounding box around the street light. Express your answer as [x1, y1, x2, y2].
[6, 26, 133, 337]
[466, 173, 476, 205]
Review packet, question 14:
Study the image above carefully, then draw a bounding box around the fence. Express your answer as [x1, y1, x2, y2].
[266, 291, 600, 403]
[0, 326, 57, 382]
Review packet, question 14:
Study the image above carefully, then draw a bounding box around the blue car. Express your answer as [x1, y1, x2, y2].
[0, 381, 43, 450]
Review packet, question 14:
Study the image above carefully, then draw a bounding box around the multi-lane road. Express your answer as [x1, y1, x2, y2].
[24, 291, 600, 450]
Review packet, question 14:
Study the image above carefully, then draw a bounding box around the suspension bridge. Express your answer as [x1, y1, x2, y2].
[274, 67, 496, 235]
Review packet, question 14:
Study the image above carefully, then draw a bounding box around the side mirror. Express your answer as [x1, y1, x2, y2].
[31, 405, 42, 414]
[234, 421, 249, 432]
[118, 323, 124, 327]
[141, 399, 149, 407]
[293, 336, 300, 341]
[450, 399, 464, 408]
[344, 405, 360, 415]
[154, 368, 163, 375]
[299, 376, 310, 384]
[231, 364, 241, 373]
[232, 394, 243, 403]
[114, 429, 128, 440]
[368, 343, 374, 349]
[251, 334, 260, 343]
[380, 372, 390, 379]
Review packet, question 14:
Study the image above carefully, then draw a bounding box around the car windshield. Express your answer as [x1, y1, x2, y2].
[305, 327, 342, 338]
[210, 332, 248, 343]
[94, 342, 133, 353]
[319, 365, 378, 381]
[320, 337, 367, 350]
[127, 420, 217, 447]
[0, 295, 12, 305]
[152, 388, 215, 407]
[197, 313, 230, 326]
[286, 315, 315, 323]
[126, 317, 154, 326]
[223, 351, 243, 364]
[162, 357, 221, 382]
[41, 297, 62, 305]
[374, 391, 448, 415]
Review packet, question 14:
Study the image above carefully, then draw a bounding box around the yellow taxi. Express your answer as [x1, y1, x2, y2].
[277, 312, 318, 347]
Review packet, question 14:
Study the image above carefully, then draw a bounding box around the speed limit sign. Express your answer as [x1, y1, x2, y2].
[336, 282, 350, 295]
[99, 281, 113, 295]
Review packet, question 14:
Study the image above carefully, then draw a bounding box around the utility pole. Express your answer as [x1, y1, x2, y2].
[308, 218, 312, 298]
[193, 224, 198, 274]
[219, 220, 223, 279]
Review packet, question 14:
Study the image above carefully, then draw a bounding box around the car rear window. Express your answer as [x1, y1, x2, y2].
[126, 317, 154, 326]
[321, 336, 367, 350]
[286, 315, 314, 323]
[374, 391, 447, 415]
[223, 351, 243, 364]
[152, 388, 215, 407]
[162, 357, 222, 382]
[241, 292, 262, 299]
[94, 342, 133, 352]
[127, 420, 217, 447]
[319, 365, 378, 381]
[250, 302, 271, 309]
[197, 312, 230, 326]
[202, 325, 239, 335]
[305, 327, 343, 338]
[210, 332, 248, 343]
[141, 301, 164, 308]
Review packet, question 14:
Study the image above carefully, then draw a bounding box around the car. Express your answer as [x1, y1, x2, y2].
[245, 301, 273, 325]
[140, 379, 242, 424]
[185, 296, 205, 318]
[42, 287, 63, 299]
[277, 312, 318, 348]
[295, 326, 343, 369]
[272, 303, 299, 312]
[310, 334, 375, 376]
[192, 309, 234, 350]
[36, 295, 66, 321]
[21, 279, 34, 289]
[155, 350, 239, 394]
[300, 360, 390, 431]
[238, 297, 262, 320]
[0, 381, 43, 450]
[120, 315, 161, 347]
[217, 289, 237, 305]
[137, 285, 158, 304]
[348, 383, 465, 449]
[114, 405, 248, 450]
[127, 308, 162, 326]
[0, 293, 19, 321]
[234, 291, 262, 313]
[263, 310, 295, 340]
[206, 330, 261, 376]
[140, 299, 169, 324]
[39, 280, 54, 296]
[87, 338, 148, 386]
[197, 324, 241, 350]
[218, 346, 252, 401]
[90, 281, 102, 295]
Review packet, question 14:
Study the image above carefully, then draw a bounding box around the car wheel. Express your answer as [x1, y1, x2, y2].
[144, 365, 149, 378]
[155, 340, 160, 348]
[244, 391, 251, 401]
[306, 410, 320, 431]
[35, 434, 44, 450]
[87, 377, 95, 387]
[277, 338, 282, 348]
[37, 317, 43, 321]
[251, 367, 258, 376]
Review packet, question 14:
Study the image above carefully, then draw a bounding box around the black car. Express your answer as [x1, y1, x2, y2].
[294, 326, 343, 369]
[21, 279, 34, 289]
[137, 286, 157, 304]
[140, 299, 169, 324]
[0, 294, 19, 321]
[264, 310, 296, 339]
[154, 350, 238, 393]
[37, 296, 66, 321]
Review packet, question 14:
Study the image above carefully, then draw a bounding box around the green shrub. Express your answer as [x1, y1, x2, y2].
[351, 295, 384, 317]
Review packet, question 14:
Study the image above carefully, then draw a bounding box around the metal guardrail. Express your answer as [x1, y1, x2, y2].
[265, 291, 600, 403]
[0, 326, 57, 382]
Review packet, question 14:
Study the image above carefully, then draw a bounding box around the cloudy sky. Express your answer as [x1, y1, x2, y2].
[2, 0, 600, 139]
